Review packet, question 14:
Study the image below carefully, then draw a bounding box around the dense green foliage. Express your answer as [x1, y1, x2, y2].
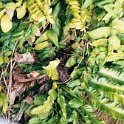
[0, 0, 124, 123]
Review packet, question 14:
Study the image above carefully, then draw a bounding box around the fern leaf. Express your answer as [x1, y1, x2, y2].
[30, 87, 57, 119]
[65, 0, 92, 32]
[91, 77, 124, 94]
[28, 0, 54, 23]
[91, 77, 124, 104]
[62, 86, 105, 124]
[78, 105, 105, 124]
[102, 91, 124, 105]
[99, 67, 124, 84]
[57, 92, 67, 124]
[86, 88, 124, 119]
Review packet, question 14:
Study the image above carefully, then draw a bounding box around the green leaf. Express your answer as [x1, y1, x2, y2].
[47, 116, 58, 124]
[69, 98, 83, 108]
[34, 94, 47, 106]
[47, 29, 59, 47]
[81, 0, 93, 10]
[99, 67, 124, 84]
[86, 88, 124, 119]
[29, 117, 43, 124]
[57, 93, 67, 124]
[65, 56, 77, 68]
[69, 111, 78, 124]
[66, 80, 80, 88]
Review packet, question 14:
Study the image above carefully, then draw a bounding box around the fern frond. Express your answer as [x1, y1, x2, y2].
[30, 87, 57, 119]
[65, 0, 92, 32]
[86, 88, 124, 119]
[57, 92, 67, 124]
[102, 91, 124, 105]
[99, 67, 124, 84]
[28, 0, 54, 23]
[62, 86, 105, 124]
[78, 105, 105, 124]
[91, 77, 124, 94]
[90, 77, 124, 104]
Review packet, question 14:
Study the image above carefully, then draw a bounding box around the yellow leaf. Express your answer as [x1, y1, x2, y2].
[112, 19, 124, 34]
[43, 59, 60, 80]
[108, 36, 120, 50]
[4, 56, 9, 63]
[91, 39, 107, 47]
[53, 82, 58, 89]
[34, 41, 49, 50]
[88, 27, 111, 39]
[0, 2, 4, 9]
[0, 9, 6, 19]
[1, 14, 12, 33]
[0, 85, 2, 92]
[16, 0, 23, 7]
[0, 93, 8, 113]
[0, 56, 4, 65]
[35, 32, 48, 44]
[6, 2, 16, 11]
[16, 3, 27, 19]
[30, 36, 36, 43]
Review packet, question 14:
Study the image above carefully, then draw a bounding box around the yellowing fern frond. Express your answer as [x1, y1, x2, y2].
[28, 0, 54, 23]
[30, 87, 57, 119]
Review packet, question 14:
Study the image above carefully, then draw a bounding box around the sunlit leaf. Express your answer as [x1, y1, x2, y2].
[112, 19, 124, 34]
[16, 2, 26, 19]
[0, 56, 4, 65]
[1, 14, 12, 33]
[5, 2, 16, 10]
[43, 59, 60, 80]
[34, 41, 49, 50]
[108, 35, 120, 50]
[88, 27, 111, 39]
[0, 9, 6, 19]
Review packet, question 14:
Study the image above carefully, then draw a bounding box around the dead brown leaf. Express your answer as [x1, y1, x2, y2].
[39, 84, 48, 93]
[63, 35, 72, 44]
[57, 64, 70, 82]
[37, 74, 49, 84]
[9, 66, 49, 106]
[24, 96, 33, 105]
[27, 71, 40, 78]
[13, 71, 40, 83]
[14, 52, 35, 64]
